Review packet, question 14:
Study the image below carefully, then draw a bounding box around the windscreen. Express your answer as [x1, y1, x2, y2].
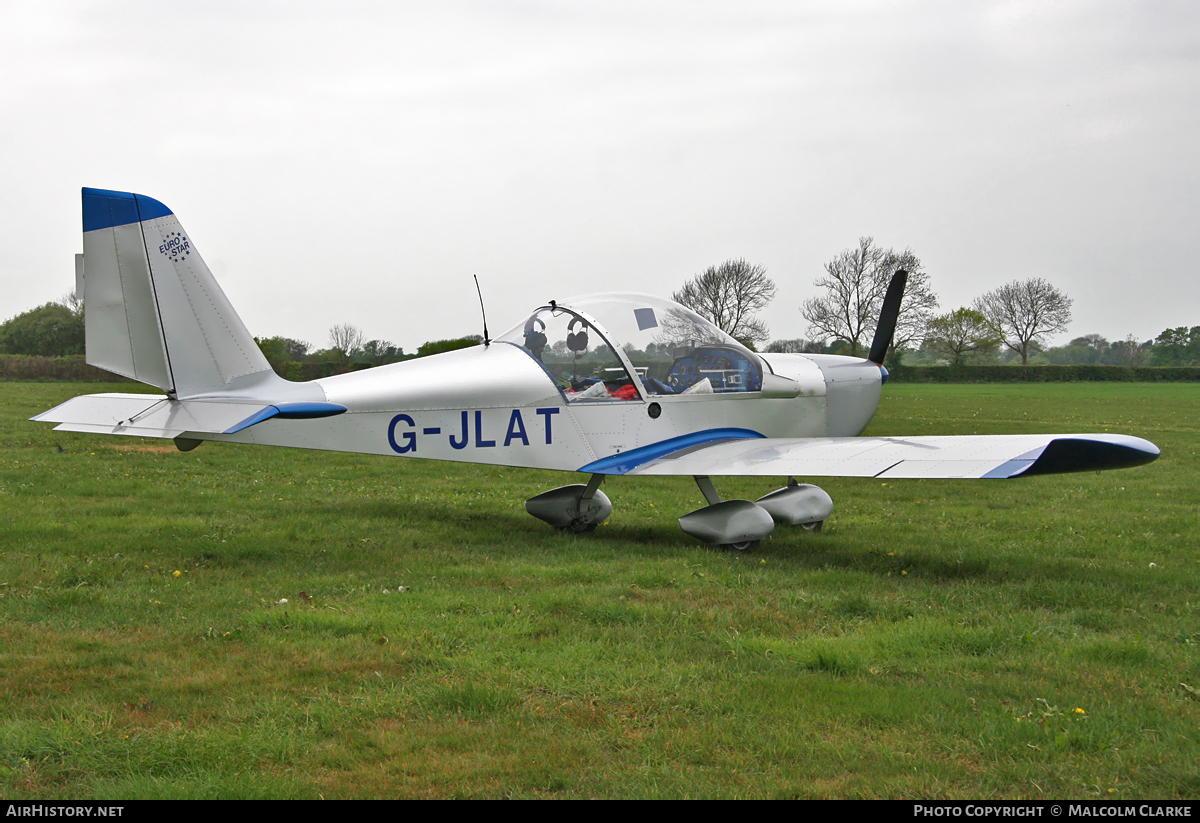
[563, 295, 764, 395]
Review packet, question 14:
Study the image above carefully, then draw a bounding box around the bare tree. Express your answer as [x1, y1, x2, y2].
[654, 307, 732, 351]
[765, 338, 825, 354]
[974, 278, 1073, 365]
[801, 237, 938, 358]
[328, 323, 365, 357]
[1110, 334, 1149, 367]
[672, 259, 776, 346]
[59, 289, 83, 317]
[923, 308, 1002, 366]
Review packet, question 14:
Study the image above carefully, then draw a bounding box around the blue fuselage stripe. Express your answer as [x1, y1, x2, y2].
[223, 402, 348, 434]
[578, 428, 766, 475]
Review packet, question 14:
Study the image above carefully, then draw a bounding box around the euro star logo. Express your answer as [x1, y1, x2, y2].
[159, 231, 191, 263]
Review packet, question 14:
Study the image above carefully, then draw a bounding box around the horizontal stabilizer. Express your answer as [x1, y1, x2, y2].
[594, 433, 1160, 479]
[32, 394, 346, 439]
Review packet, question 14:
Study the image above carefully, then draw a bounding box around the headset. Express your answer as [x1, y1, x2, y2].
[523, 315, 548, 359]
[567, 316, 589, 353]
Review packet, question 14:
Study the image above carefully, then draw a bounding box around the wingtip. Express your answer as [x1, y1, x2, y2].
[1021, 434, 1160, 477]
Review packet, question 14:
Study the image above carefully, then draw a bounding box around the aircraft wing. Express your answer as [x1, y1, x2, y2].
[580, 433, 1160, 479]
[32, 393, 346, 438]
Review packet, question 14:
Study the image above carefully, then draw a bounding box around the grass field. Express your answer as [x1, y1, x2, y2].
[1, 381, 1196, 799]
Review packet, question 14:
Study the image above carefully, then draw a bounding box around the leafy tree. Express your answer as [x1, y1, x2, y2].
[801, 237, 938, 358]
[358, 339, 406, 365]
[673, 259, 776, 347]
[282, 338, 311, 360]
[1043, 334, 1107, 365]
[416, 336, 482, 358]
[923, 308, 1002, 366]
[1071, 334, 1108, 352]
[0, 302, 85, 356]
[1150, 326, 1200, 366]
[256, 336, 312, 365]
[974, 278, 1073, 365]
[1044, 343, 1098, 365]
[256, 336, 287, 364]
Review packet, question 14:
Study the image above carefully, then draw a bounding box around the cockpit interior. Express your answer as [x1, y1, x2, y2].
[497, 294, 765, 401]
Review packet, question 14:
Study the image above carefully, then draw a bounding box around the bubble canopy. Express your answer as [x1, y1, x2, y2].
[497, 294, 767, 401]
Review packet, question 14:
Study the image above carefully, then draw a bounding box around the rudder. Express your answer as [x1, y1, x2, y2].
[81, 188, 273, 398]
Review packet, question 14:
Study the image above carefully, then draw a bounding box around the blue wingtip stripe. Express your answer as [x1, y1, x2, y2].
[1019, 436, 1160, 477]
[988, 436, 1160, 479]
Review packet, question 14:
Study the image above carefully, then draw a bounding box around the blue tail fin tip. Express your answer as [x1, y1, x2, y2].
[82, 188, 173, 232]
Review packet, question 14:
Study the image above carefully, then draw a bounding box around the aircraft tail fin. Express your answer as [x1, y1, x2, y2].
[81, 188, 274, 399]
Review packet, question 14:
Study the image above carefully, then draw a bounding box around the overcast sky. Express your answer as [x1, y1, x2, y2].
[2, 0, 1197, 353]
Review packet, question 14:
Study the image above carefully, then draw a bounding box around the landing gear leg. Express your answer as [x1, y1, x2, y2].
[695, 475, 721, 506]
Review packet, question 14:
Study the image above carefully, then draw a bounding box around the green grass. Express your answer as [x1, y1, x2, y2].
[1, 382, 1197, 798]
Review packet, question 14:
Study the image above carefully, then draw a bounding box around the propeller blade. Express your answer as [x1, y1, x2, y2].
[867, 269, 908, 364]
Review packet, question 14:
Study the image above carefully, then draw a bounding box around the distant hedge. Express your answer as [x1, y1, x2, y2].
[269, 361, 376, 381]
[0, 356, 374, 383]
[0, 355, 132, 382]
[7, 356, 1199, 384]
[887, 365, 1200, 383]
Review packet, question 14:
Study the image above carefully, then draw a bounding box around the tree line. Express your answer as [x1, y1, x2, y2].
[671, 240, 1199, 368]
[0, 294, 482, 369]
[4, 257, 1198, 372]
[254, 326, 482, 370]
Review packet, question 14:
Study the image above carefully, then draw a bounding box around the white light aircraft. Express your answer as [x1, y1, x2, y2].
[34, 188, 1161, 550]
